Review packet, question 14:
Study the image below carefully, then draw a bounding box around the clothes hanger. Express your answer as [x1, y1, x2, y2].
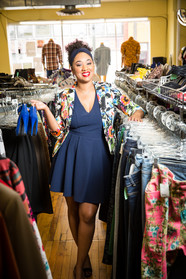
[0, 103, 18, 128]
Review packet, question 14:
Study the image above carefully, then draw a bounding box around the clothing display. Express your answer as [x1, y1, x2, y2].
[0, 182, 48, 279]
[0, 85, 56, 277]
[94, 43, 111, 81]
[121, 37, 140, 68]
[0, 86, 55, 217]
[42, 39, 63, 77]
[2, 128, 53, 216]
[103, 119, 186, 279]
[1, 2, 186, 279]
[0, 157, 52, 278]
[103, 68, 186, 279]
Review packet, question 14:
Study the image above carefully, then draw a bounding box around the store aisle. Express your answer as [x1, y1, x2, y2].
[37, 192, 112, 279]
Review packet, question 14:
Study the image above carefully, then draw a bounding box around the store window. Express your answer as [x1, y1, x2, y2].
[7, 18, 150, 82]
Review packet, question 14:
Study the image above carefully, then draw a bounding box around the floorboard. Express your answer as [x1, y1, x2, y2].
[37, 192, 112, 279]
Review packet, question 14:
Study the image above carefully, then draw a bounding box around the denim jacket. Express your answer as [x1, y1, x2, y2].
[50, 82, 143, 156]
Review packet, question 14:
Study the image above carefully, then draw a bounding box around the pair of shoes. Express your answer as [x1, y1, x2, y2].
[83, 267, 92, 278]
[16, 104, 38, 136]
[73, 266, 86, 279]
[83, 256, 92, 278]
[28, 105, 38, 136]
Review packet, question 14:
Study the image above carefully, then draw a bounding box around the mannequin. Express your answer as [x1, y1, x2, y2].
[120, 37, 140, 68]
[94, 42, 111, 82]
[42, 39, 63, 78]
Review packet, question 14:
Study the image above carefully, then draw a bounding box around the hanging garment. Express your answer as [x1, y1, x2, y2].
[0, 158, 52, 279]
[30, 122, 53, 214]
[0, 210, 20, 279]
[0, 158, 34, 225]
[0, 183, 47, 279]
[114, 139, 138, 279]
[141, 163, 186, 279]
[0, 129, 6, 157]
[121, 37, 140, 67]
[42, 39, 63, 71]
[94, 44, 111, 76]
[2, 128, 53, 215]
[102, 126, 125, 265]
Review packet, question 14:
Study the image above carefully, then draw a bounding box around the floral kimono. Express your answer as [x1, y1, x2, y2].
[49, 81, 143, 157]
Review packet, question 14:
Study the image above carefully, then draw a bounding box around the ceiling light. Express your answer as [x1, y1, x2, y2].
[56, 5, 84, 16]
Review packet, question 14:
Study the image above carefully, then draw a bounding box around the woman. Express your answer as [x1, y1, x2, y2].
[31, 39, 144, 279]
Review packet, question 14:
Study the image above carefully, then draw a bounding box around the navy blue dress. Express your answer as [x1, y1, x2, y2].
[50, 91, 112, 204]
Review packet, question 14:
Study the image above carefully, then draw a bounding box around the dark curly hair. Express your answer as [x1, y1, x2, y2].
[65, 39, 92, 64]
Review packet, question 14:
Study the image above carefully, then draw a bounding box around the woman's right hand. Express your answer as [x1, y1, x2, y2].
[30, 100, 48, 111]
[31, 99, 59, 132]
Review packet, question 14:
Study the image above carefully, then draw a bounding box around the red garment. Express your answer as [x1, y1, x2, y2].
[0, 158, 33, 225]
[42, 39, 63, 70]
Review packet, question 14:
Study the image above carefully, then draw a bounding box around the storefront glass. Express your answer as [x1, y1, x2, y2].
[7, 18, 150, 82]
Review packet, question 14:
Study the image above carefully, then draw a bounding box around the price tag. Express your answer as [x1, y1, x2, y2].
[160, 183, 170, 197]
[6, 96, 11, 102]
[12, 99, 18, 105]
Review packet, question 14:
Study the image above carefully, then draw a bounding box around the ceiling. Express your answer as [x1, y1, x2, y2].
[0, 0, 157, 9]
[0, 0, 100, 9]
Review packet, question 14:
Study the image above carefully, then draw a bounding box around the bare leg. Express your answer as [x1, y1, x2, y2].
[65, 197, 98, 278]
[65, 197, 79, 245]
[75, 202, 99, 279]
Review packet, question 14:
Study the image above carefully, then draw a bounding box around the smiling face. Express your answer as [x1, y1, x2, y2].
[71, 52, 95, 84]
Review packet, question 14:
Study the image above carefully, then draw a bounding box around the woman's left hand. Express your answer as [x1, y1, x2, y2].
[128, 110, 144, 122]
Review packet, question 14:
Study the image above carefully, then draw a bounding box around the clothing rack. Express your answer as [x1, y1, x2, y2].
[115, 71, 186, 141]
[107, 111, 186, 279]
[115, 70, 186, 119]
[0, 85, 58, 104]
[0, 104, 17, 113]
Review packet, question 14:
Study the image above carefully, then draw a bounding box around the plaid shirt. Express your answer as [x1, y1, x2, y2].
[42, 40, 63, 70]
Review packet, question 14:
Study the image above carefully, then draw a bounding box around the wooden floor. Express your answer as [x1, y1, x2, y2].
[37, 192, 112, 279]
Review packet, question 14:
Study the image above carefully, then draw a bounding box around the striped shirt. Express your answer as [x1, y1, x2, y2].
[42, 40, 63, 70]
